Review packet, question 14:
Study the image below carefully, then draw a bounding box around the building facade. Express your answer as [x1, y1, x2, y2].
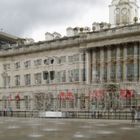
[0, 0, 140, 112]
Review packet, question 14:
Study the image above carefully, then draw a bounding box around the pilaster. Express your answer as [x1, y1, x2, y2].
[123, 46, 127, 81]
[134, 43, 138, 81]
[100, 49, 104, 82]
[92, 50, 96, 83]
[86, 51, 92, 84]
[107, 48, 111, 82]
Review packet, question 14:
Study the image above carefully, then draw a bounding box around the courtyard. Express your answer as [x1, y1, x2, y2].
[0, 118, 140, 140]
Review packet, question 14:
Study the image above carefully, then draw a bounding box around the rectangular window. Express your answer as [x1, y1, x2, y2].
[34, 59, 42, 66]
[96, 66, 100, 82]
[127, 46, 134, 56]
[73, 54, 79, 62]
[15, 100, 20, 109]
[96, 48, 100, 61]
[3, 64, 10, 71]
[120, 47, 124, 58]
[68, 69, 79, 82]
[56, 71, 66, 83]
[24, 74, 31, 86]
[110, 64, 116, 81]
[111, 48, 116, 58]
[24, 96, 30, 109]
[81, 69, 86, 81]
[3, 76, 10, 88]
[57, 56, 66, 64]
[34, 73, 42, 85]
[15, 75, 20, 86]
[68, 70, 73, 82]
[103, 65, 107, 81]
[104, 48, 107, 61]
[15, 62, 20, 69]
[24, 61, 31, 68]
[57, 71, 61, 83]
[127, 63, 134, 81]
[74, 69, 79, 81]
[68, 56, 73, 63]
[118, 63, 123, 80]
[62, 70, 66, 82]
[68, 54, 79, 63]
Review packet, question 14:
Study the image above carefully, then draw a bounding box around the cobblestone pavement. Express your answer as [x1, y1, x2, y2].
[0, 117, 140, 140]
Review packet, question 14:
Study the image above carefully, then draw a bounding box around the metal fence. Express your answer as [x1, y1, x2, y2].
[0, 110, 135, 120]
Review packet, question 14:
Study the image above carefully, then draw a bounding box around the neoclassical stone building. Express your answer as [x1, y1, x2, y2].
[0, 0, 140, 112]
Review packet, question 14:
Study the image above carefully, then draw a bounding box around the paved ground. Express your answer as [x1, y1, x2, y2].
[0, 117, 140, 140]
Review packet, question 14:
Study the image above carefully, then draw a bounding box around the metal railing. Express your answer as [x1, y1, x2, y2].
[0, 110, 134, 120]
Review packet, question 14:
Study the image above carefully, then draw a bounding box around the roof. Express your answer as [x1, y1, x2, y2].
[0, 32, 24, 44]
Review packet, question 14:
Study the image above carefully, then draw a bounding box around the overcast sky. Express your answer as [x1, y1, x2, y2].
[0, 0, 139, 41]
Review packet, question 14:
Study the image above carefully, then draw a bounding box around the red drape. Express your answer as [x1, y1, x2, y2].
[120, 89, 134, 99]
[15, 94, 20, 101]
[89, 90, 104, 100]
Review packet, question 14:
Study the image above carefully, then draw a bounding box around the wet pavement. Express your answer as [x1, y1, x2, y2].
[0, 117, 140, 140]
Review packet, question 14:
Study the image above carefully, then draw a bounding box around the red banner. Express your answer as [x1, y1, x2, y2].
[89, 90, 104, 100]
[15, 94, 20, 101]
[59, 91, 74, 100]
[120, 89, 134, 99]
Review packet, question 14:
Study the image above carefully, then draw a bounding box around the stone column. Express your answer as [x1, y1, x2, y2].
[92, 50, 96, 83]
[86, 50, 92, 84]
[107, 48, 111, 82]
[123, 46, 127, 81]
[139, 42, 140, 81]
[100, 48, 104, 82]
[116, 47, 120, 81]
[134, 43, 138, 81]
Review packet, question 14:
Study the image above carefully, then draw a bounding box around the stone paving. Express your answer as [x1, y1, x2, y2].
[0, 117, 140, 140]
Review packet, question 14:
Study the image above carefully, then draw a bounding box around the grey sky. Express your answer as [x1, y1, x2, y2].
[0, 0, 139, 41]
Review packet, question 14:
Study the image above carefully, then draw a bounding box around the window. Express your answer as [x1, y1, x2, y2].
[50, 58, 54, 64]
[24, 61, 31, 68]
[24, 96, 30, 109]
[15, 95, 20, 109]
[24, 74, 31, 86]
[44, 59, 49, 65]
[68, 56, 73, 63]
[104, 48, 107, 61]
[81, 53, 86, 62]
[127, 63, 134, 81]
[44, 58, 54, 65]
[73, 54, 79, 62]
[34, 73, 42, 85]
[103, 65, 107, 81]
[3, 64, 10, 71]
[57, 72, 61, 83]
[68, 69, 79, 82]
[120, 47, 124, 58]
[56, 70, 66, 83]
[57, 56, 66, 64]
[96, 66, 100, 82]
[127, 46, 134, 56]
[110, 64, 116, 81]
[111, 48, 116, 58]
[74, 69, 79, 81]
[3, 76, 10, 88]
[43, 71, 49, 80]
[50, 71, 55, 80]
[68, 54, 79, 63]
[15, 75, 20, 86]
[118, 63, 123, 80]
[96, 48, 100, 60]
[15, 62, 20, 69]
[34, 59, 42, 66]
[82, 69, 86, 81]
[62, 70, 66, 82]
